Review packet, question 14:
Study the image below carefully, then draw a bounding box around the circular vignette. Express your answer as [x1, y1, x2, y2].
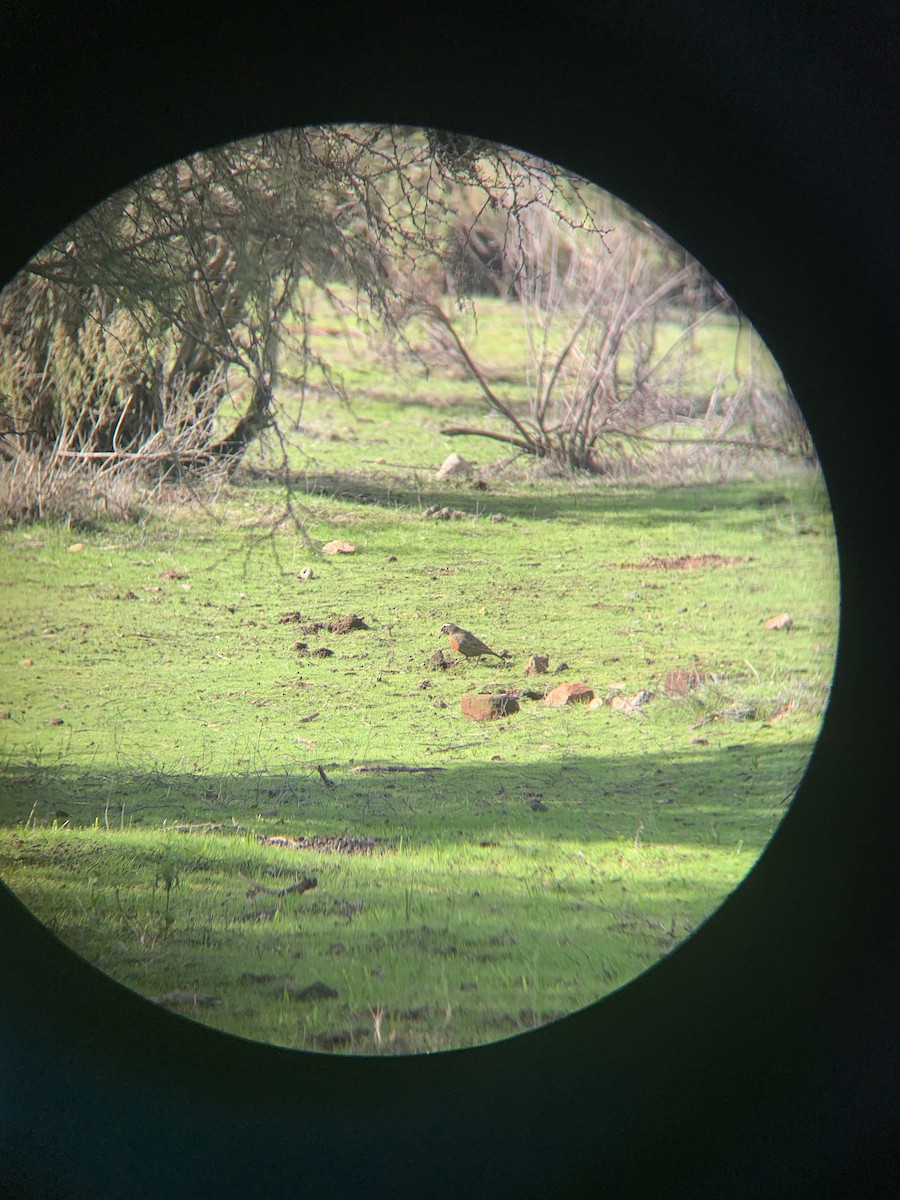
[0, 7, 895, 1200]
[0, 122, 838, 1055]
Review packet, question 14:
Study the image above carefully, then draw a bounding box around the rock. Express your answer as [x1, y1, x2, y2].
[544, 682, 595, 707]
[765, 613, 793, 630]
[525, 655, 549, 675]
[489, 513, 506, 522]
[436, 453, 473, 479]
[322, 540, 356, 554]
[461, 693, 520, 721]
[586, 695, 606, 710]
[297, 567, 315, 581]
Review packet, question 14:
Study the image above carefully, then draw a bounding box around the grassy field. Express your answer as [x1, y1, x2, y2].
[0, 297, 838, 1055]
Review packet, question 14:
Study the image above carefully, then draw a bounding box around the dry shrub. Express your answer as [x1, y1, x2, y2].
[0, 445, 150, 528]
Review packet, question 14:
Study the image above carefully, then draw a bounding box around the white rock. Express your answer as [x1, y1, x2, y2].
[436, 453, 473, 479]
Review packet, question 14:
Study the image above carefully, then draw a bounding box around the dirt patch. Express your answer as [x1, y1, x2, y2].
[616, 553, 746, 570]
[279, 612, 368, 634]
[329, 613, 369, 634]
[288, 980, 339, 1001]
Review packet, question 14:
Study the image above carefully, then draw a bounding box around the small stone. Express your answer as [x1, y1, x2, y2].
[544, 682, 594, 707]
[322, 540, 356, 554]
[525, 654, 549, 675]
[461, 693, 520, 721]
[297, 567, 315, 581]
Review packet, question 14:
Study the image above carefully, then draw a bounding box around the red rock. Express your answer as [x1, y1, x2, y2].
[543, 682, 594, 707]
[460, 693, 520, 721]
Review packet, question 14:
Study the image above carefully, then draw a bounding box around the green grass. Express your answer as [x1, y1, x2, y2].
[0, 295, 839, 1055]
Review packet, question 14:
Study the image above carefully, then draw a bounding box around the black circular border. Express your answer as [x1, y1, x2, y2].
[1, 4, 897, 1198]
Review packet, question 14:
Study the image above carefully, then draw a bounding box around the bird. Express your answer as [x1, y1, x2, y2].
[440, 622, 505, 662]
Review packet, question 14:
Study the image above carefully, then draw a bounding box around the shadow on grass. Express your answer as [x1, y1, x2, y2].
[242, 466, 829, 531]
[0, 737, 818, 1054]
[0, 738, 811, 853]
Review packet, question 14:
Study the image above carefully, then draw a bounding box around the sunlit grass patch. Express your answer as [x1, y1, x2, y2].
[0, 319, 837, 1053]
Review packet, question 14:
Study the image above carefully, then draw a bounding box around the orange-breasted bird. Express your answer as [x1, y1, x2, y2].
[440, 622, 505, 661]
